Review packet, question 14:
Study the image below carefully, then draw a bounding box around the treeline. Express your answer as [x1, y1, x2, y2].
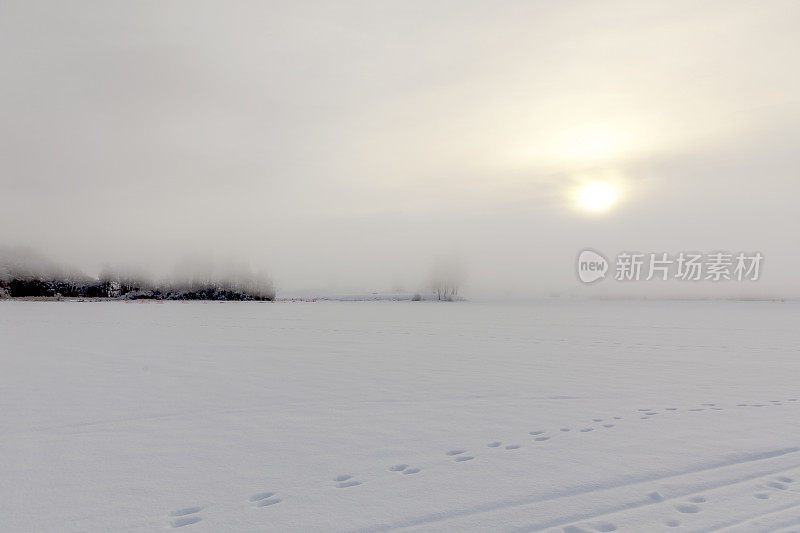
[0, 277, 275, 301]
[0, 248, 275, 301]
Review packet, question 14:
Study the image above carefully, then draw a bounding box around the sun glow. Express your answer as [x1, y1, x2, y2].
[578, 182, 617, 211]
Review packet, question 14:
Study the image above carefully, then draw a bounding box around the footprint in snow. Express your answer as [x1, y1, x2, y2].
[171, 516, 201, 528]
[505, 444, 520, 450]
[534, 436, 551, 441]
[603, 424, 614, 428]
[402, 467, 421, 475]
[560, 428, 571, 432]
[445, 450, 465, 456]
[580, 428, 593, 432]
[777, 476, 793, 483]
[487, 442, 502, 447]
[688, 496, 707, 503]
[256, 497, 282, 507]
[529, 431, 545, 436]
[754, 493, 770, 499]
[389, 464, 408, 471]
[169, 507, 202, 528]
[665, 407, 677, 411]
[665, 519, 680, 527]
[593, 523, 617, 532]
[333, 475, 362, 488]
[592, 418, 603, 422]
[249, 492, 282, 507]
[454, 455, 474, 462]
[675, 503, 702, 514]
[767, 481, 788, 490]
[171, 507, 201, 517]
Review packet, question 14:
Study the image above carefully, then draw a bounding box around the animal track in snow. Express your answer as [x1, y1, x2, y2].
[390, 464, 421, 474]
[675, 492, 708, 514]
[445, 450, 465, 456]
[487, 442, 502, 447]
[592, 418, 603, 422]
[563, 526, 591, 533]
[593, 522, 617, 532]
[333, 474, 362, 488]
[602, 424, 614, 428]
[505, 444, 520, 450]
[257, 497, 283, 507]
[249, 492, 279, 503]
[171, 516, 201, 528]
[580, 428, 593, 432]
[169, 507, 202, 528]
[534, 436, 551, 441]
[529, 431, 545, 436]
[454, 455, 474, 462]
[171, 507, 202, 517]
[767, 481, 788, 490]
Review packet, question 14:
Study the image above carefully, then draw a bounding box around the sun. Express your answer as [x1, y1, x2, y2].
[578, 182, 617, 211]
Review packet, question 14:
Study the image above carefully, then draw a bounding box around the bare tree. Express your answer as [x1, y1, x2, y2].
[429, 256, 465, 301]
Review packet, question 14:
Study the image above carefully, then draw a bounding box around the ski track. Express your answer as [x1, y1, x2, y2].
[351, 447, 800, 533]
[160, 398, 800, 531]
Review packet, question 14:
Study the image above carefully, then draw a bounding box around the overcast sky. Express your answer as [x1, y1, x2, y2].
[1, 1, 798, 296]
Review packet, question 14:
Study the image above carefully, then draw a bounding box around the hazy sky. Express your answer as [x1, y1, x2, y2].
[2, 1, 798, 296]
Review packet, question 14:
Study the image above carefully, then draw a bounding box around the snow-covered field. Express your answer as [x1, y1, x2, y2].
[2, 300, 800, 532]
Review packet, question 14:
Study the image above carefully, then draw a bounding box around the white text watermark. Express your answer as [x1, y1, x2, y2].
[577, 250, 762, 284]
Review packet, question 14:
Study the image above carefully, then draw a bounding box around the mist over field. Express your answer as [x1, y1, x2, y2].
[2, 1, 799, 298]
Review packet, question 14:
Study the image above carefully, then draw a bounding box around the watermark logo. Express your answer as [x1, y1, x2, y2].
[577, 249, 609, 284]
[577, 250, 763, 284]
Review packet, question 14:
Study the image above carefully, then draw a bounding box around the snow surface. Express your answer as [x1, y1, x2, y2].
[2, 299, 800, 532]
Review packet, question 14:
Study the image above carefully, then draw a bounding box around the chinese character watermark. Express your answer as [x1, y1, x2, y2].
[577, 249, 762, 284]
